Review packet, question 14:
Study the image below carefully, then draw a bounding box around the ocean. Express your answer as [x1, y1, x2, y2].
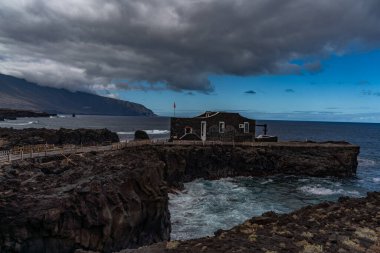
[1, 115, 380, 240]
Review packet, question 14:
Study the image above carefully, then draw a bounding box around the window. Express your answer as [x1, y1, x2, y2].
[219, 121, 225, 133]
[201, 121, 207, 141]
[185, 127, 192, 134]
[239, 124, 244, 129]
[244, 122, 249, 133]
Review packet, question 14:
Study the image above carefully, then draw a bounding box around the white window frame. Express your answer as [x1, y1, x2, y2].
[219, 121, 225, 133]
[244, 122, 249, 133]
[201, 121, 207, 141]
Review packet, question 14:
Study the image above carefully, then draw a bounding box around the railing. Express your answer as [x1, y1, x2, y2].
[0, 139, 334, 164]
[0, 140, 240, 163]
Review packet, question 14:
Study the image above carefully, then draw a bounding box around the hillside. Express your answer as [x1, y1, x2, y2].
[0, 74, 155, 116]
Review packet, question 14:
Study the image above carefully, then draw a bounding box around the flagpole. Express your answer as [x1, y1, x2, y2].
[173, 102, 176, 117]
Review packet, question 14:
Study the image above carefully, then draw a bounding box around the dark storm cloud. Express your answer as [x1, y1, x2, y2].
[245, 90, 256, 95]
[0, 0, 380, 92]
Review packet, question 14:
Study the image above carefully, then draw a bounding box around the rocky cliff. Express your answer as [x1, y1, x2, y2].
[157, 143, 359, 189]
[0, 142, 360, 252]
[0, 128, 119, 150]
[0, 150, 170, 253]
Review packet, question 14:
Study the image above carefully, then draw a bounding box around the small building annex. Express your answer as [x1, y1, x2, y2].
[170, 111, 256, 142]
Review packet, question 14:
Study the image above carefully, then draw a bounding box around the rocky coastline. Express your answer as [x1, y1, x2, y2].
[0, 142, 360, 252]
[123, 192, 380, 253]
[157, 143, 359, 189]
[0, 128, 119, 150]
[0, 108, 55, 121]
[0, 150, 170, 253]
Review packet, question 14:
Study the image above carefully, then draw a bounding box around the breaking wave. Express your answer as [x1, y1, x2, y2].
[358, 157, 376, 167]
[0, 121, 38, 126]
[260, 179, 274, 185]
[299, 185, 360, 196]
[117, 130, 170, 135]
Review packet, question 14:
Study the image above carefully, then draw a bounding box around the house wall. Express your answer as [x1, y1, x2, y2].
[170, 118, 203, 140]
[170, 113, 256, 142]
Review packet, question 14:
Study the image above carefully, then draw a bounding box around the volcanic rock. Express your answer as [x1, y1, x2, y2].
[121, 192, 380, 253]
[0, 128, 119, 150]
[134, 130, 150, 141]
[0, 108, 54, 121]
[0, 149, 170, 253]
[0, 142, 360, 252]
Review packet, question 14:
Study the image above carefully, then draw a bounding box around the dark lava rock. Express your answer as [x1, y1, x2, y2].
[0, 142, 360, 252]
[0, 128, 119, 150]
[0, 149, 170, 253]
[0, 108, 54, 121]
[156, 143, 360, 184]
[122, 192, 380, 253]
[134, 130, 150, 141]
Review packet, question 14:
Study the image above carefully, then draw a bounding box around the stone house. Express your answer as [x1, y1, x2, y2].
[170, 111, 256, 142]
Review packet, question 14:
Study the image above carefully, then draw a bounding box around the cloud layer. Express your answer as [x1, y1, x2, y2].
[0, 0, 379, 92]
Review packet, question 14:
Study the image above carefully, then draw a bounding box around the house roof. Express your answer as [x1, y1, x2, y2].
[171, 111, 255, 121]
[196, 111, 242, 119]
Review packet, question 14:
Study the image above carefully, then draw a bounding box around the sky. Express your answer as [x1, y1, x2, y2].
[0, 0, 380, 122]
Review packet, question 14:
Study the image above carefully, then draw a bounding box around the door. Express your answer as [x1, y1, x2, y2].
[201, 121, 207, 141]
[244, 122, 249, 133]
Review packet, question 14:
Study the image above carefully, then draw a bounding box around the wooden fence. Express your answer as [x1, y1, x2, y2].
[0, 139, 283, 164]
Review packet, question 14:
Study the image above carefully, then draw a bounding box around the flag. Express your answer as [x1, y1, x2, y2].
[173, 102, 176, 109]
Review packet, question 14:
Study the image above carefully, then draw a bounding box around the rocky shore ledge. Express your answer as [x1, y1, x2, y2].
[0, 108, 54, 121]
[0, 143, 359, 252]
[123, 192, 380, 253]
[0, 128, 119, 150]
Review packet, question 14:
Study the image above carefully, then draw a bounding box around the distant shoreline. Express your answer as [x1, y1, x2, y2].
[0, 108, 55, 121]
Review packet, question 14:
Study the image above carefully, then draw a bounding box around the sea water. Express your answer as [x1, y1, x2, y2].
[2, 116, 380, 240]
[169, 121, 380, 239]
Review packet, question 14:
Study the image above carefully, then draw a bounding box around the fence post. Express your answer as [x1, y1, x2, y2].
[21, 150, 24, 160]
[8, 152, 11, 162]
[30, 149, 33, 158]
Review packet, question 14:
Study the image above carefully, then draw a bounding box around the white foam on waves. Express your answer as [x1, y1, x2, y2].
[260, 179, 274, 185]
[169, 178, 261, 240]
[358, 157, 376, 167]
[117, 130, 169, 135]
[0, 121, 38, 126]
[299, 185, 360, 196]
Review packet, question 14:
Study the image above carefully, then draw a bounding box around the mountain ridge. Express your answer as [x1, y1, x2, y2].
[0, 73, 155, 116]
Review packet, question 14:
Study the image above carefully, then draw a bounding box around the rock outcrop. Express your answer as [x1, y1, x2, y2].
[0, 128, 119, 150]
[0, 142, 360, 252]
[0, 108, 54, 121]
[122, 192, 380, 253]
[134, 130, 150, 141]
[157, 143, 359, 189]
[0, 149, 170, 253]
